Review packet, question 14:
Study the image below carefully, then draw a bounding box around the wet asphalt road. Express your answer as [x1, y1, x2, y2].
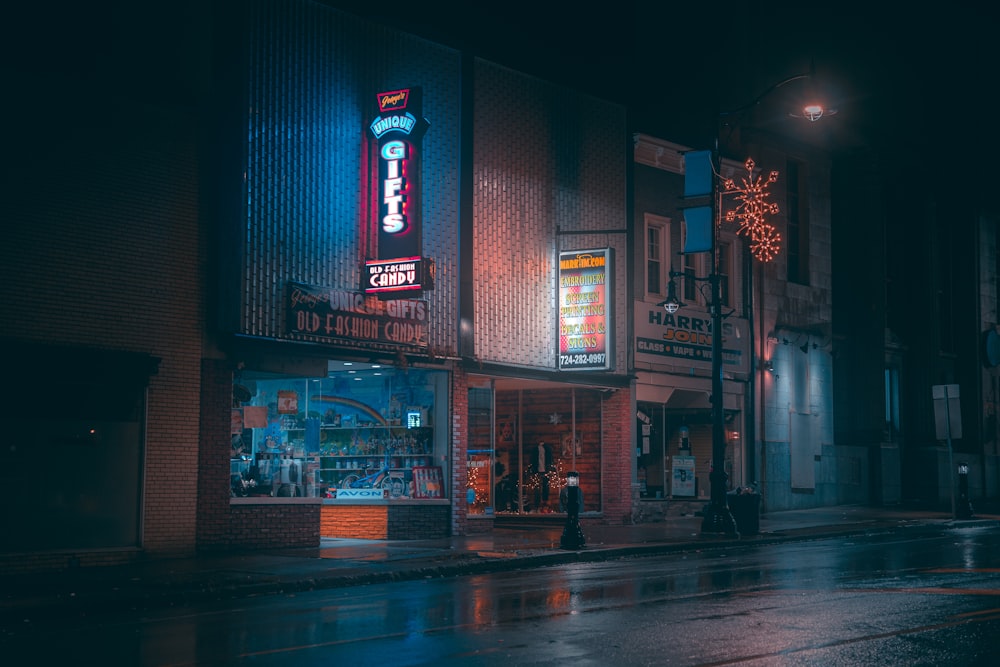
[4, 522, 999, 666]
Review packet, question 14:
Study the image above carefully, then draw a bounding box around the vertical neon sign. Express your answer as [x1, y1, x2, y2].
[366, 87, 430, 295]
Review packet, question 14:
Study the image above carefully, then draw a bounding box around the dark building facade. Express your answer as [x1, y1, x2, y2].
[2, 4, 208, 570]
[833, 149, 1000, 510]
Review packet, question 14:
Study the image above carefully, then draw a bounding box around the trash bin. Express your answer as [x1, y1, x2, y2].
[727, 490, 761, 536]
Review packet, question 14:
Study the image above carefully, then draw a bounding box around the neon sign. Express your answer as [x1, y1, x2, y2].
[365, 87, 430, 295]
[370, 113, 417, 138]
[366, 256, 424, 292]
[380, 140, 409, 234]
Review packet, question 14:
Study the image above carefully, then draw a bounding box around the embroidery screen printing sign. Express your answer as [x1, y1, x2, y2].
[558, 249, 613, 371]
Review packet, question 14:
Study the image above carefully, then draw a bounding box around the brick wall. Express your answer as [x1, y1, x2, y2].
[223, 504, 320, 548]
[451, 367, 469, 535]
[601, 387, 634, 524]
[321, 505, 388, 539]
[387, 505, 450, 539]
[2, 83, 205, 558]
[471, 59, 628, 373]
[0, 549, 141, 576]
[197, 358, 321, 550]
[320, 504, 450, 539]
[197, 359, 235, 548]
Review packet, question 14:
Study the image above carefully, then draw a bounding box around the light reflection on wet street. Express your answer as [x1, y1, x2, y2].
[4, 524, 1000, 666]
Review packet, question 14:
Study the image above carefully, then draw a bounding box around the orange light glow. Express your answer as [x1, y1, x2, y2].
[723, 158, 782, 262]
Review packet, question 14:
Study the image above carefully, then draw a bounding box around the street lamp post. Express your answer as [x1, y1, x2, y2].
[702, 138, 737, 534]
[663, 68, 832, 535]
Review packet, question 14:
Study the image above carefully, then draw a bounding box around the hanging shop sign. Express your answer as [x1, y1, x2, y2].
[365, 87, 432, 296]
[633, 301, 748, 374]
[285, 282, 428, 351]
[557, 248, 613, 371]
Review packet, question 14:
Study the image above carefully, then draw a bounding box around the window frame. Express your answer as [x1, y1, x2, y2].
[644, 213, 671, 300]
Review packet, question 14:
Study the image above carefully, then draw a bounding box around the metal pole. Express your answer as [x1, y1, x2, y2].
[702, 138, 738, 535]
[945, 385, 956, 519]
[744, 231, 756, 486]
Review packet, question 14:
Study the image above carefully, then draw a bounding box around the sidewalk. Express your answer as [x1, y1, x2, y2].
[2, 504, 997, 621]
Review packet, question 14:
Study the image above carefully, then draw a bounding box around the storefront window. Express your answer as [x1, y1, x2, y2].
[231, 362, 448, 501]
[466, 387, 494, 515]
[492, 387, 602, 515]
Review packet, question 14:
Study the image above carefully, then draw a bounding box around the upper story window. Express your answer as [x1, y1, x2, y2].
[718, 242, 731, 307]
[682, 250, 700, 304]
[786, 159, 810, 285]
[645, 214, 670, 298]
[678, 223, 707, 306]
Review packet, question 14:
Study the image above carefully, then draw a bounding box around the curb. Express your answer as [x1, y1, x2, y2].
[3, 517, 995, 624]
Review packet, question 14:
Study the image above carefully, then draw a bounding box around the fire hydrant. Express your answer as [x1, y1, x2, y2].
[559, 471, 586, 549]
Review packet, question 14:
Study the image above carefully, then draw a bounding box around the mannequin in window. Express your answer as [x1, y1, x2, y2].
[533, 441, 554, 509]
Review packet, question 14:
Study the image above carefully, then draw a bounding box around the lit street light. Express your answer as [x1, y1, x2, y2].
[661, 68, 831, 535]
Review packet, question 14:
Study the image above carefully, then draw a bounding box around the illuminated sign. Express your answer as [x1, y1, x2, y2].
[285, 282, 428, 350]
[370, 113, 418, 138]
[365, 256, 426, 294]
[558, 249, 614, 371]
[379, 140, 410, 236]
[330, 488, 386, 500]
[365, 86, 430, 296]
[633, 301, 748, 373]
[377, 88, 410, 112]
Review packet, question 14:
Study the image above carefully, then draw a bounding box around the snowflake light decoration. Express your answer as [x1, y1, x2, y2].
[723, 158, 782, 262]
[750, 223, 781, 263]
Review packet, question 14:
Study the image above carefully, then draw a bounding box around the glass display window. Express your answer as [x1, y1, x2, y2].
[466, 384, 604, 516]
[231, 361, 448, 500]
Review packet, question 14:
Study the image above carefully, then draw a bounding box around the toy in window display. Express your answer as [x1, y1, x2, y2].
[322, 409, 341, 426]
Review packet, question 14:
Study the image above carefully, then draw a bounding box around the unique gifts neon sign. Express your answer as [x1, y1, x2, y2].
[379, 140, 409, 235]
[365, 87, 430, 296]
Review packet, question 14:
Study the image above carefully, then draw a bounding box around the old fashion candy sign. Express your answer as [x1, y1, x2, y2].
[286, 282, 427, 350]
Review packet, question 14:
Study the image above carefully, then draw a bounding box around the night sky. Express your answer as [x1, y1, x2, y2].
[5, 1, 994, 197]
[332, 1, 997, 191]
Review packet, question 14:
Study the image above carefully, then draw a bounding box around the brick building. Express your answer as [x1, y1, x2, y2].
[632, 131, 839, 514]
[197, 0, 634, 546]
[1, 0, 634, 569]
